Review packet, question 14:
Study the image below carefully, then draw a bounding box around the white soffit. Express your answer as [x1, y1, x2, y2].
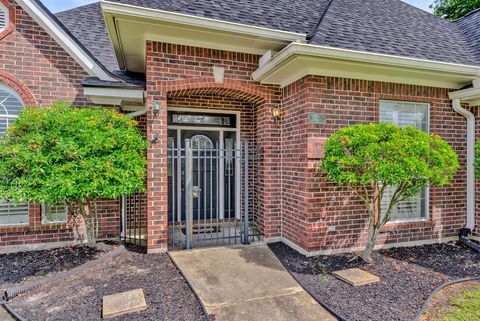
[449, 86, 480, 106]
[101, 0, 306, 72]
[84, 86, 144, 108]
[253, 43, 480, 89]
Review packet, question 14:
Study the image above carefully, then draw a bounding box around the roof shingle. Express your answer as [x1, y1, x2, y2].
[54, 0, 480, 73]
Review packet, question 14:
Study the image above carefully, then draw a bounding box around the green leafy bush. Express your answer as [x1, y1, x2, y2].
[431, 0, 480, 20]
[320, 123, 458, 261]
[0, 103, 147, 246]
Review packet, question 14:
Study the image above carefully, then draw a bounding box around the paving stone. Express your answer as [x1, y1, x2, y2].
[332, 268, 380, 286]
[102, 289, 147, 319]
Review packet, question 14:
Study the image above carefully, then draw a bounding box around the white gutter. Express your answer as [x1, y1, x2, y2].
[451, 99, 476, 230]
[100, 0, 307, 43]
[253, 43, 480, 81]
[127, 109, 147, 117]
[17, 0, 119, 82]
[84, 86, 144, 105]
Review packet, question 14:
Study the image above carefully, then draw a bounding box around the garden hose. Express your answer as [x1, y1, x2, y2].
[412, 276, 480, 321]
[3, 245, 125, 302]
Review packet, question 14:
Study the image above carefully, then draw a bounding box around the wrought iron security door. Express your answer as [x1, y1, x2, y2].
[167, 136, 260, 249]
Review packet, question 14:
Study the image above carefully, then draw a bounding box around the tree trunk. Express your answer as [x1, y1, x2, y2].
[83, 201, 98, 247]
[362, 217, 379, 262]
[67, 200, 98, 247]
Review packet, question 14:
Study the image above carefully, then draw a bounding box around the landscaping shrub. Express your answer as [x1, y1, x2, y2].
[0, 103, 147, 246]
[320, 123, 458, 261]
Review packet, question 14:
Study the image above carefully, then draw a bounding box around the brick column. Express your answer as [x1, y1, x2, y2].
[256, 99, 282, 240]
[145, 95, 169, 253]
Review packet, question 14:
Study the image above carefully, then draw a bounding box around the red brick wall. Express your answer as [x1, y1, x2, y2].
[145, 42, 282, 252]
[0, 1, 120, 248]
[281, 76, 468, 252]
[167, 95, 257, 142]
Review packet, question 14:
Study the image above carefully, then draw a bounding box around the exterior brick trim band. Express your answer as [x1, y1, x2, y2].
[0, 71, 37, 105]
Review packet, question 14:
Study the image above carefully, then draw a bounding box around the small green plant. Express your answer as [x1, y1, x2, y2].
[0, 103, 147, 246]
[474, 141, 480, 178]
[431, 0, 480, 20]
[320, 123, 458, 261]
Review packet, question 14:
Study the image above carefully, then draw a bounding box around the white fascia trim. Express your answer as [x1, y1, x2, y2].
[449, 87, 480, 101]
[84, 87, 145, 105]
[100, 0, 307, 43]
[253, 43, 480, 81]
[17, 0, 119, 82]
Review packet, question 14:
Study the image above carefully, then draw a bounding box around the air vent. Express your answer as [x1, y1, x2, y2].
[0, 4, 8, 31]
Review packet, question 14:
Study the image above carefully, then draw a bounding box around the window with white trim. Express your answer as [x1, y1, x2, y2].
[379, 100, 430, 221]
[0, 3, 8, 32]
[0, 83, 29, 226]
[42, 203, 68, 224]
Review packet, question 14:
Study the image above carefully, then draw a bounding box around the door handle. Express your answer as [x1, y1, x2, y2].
[192, 186, 202, 198]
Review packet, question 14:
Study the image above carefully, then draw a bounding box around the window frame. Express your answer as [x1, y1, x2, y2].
[0, 83, 30, 227]
[0, 2, 9, 33]
[0, 202, 30, 227]
[41, 203, 68, 225]
[379, 100, 431, 223]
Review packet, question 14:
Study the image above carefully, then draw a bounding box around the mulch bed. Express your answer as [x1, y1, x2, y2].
[269, 241, 480, 321]
[9, 246, 208, 321]
[0, 245, 104, 288]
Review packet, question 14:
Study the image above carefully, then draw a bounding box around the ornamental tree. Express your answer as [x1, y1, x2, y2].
[431, 0, 480, 20]
[0, 103, 147, 246]
[320, 123, 459, 261]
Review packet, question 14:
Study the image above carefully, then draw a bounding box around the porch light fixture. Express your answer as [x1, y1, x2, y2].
[272, 106, 281, 124]
[152, 101, 160, 117]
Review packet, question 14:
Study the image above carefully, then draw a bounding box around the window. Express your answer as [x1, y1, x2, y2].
[42, 203, 68, 224]
[0, 83, 29, 226]
[0, 83, 24, 135]
[0, 202, 29, 225]
[0, 3, 8, 32]
[379, 100, 430, 221]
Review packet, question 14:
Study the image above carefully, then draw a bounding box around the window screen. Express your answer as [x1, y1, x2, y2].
[379, 100, 430, 221]
[0, 83, 28, 226]
[42, 203, 68, 224]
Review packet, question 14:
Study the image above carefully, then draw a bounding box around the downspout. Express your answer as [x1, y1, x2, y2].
[452, 99, 480, 251]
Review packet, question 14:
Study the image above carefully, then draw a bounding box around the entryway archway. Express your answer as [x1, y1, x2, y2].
[167, 108, 260, 249]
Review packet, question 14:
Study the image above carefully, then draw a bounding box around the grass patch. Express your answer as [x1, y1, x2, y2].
[441, 285, 480, 321]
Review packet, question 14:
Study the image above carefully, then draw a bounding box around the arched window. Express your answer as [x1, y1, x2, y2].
[0, 83, 28, 226]
[0, 83, 24, 135]
[0, 2, 9, 33]
[191, 134, 214, 149]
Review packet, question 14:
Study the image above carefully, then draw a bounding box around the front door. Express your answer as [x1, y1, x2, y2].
[167, 110, 241, 248]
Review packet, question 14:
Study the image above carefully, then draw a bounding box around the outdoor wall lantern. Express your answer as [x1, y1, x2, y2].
[272, 106, 281, 124]
[152, 101, 160, 117]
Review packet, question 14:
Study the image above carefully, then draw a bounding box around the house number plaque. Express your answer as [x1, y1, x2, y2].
[308, 112, 327, 124]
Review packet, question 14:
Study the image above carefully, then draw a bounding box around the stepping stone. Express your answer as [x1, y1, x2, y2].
[332, 268, 380, 286]
[102, 289, 147, 319]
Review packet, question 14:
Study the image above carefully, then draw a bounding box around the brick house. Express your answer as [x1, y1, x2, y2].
[1, 0, 480, 256]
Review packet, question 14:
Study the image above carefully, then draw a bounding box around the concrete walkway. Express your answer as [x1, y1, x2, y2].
[0, 305, 15, 321]
[170, 245, 336, 321]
